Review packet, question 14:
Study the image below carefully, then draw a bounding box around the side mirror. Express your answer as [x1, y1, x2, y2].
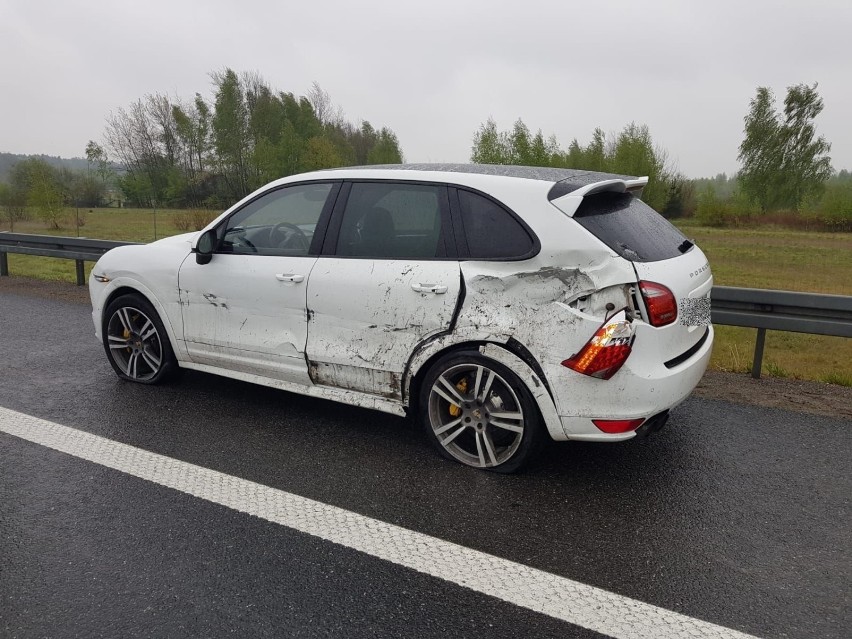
[195, 229, 216, 265]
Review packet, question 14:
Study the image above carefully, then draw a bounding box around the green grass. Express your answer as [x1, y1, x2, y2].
[820, 372, 852, 387]
[4, 206, 202, 243]
[3, 208, 851, 385]
[675, 220, 852, 296]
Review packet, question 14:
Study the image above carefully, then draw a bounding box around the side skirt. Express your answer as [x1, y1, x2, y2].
[178, 361, 407, 417]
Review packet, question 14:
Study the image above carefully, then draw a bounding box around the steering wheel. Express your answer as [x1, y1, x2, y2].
[270, 222, 309, 251]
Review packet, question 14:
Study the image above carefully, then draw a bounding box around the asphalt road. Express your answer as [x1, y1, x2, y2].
[1, 289, 849, 638]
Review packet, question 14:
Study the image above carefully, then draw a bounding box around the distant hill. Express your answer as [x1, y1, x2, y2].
[0, 152, 91, 182]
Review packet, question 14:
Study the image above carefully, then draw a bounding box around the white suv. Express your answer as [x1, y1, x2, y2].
[90, 164, 713, 472]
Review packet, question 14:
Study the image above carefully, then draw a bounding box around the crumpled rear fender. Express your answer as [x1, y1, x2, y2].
[404, 338, 567, 442]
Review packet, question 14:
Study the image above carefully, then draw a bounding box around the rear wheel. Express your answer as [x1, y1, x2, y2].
[102, 293, 177, 384]
[419, 351, 544, 473]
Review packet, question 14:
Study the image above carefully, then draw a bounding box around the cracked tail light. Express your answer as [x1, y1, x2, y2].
[562, 309, 635, 380]
[639, 281, 677, 327]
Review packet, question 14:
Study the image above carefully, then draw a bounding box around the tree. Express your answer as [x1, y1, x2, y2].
[103, 94, 182, 206]
[777, 83, 833, 208]
[366, 128, 403, 164]
[301, 136, 342, 171]
[470, 118, 509, 164]
[738, 83, 832, 211]
[508, 119, 532, 164]
[307, 81, 344, 127]
[737, 87, 782, 210]
[608, 123, 669, 210]
[0, 182, 22, 230]
[13, 158, 64, 228]
[212, 69, 251, 199]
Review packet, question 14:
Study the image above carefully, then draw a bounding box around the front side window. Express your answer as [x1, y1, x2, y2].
[219, 183, 333, 256]
[335, 183, 447, 258]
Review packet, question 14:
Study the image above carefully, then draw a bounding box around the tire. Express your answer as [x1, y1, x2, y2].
[419, 350, 544, 473]
[102, 293, 178, 385]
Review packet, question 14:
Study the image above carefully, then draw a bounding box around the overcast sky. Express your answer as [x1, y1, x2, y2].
[1, 0, 850, 177]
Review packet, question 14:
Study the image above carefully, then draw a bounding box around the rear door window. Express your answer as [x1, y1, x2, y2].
[334, 182, 449, 258]
[573, 192, 689, 262]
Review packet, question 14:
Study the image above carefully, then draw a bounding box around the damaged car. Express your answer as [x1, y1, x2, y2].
[90, 164, 713, 472]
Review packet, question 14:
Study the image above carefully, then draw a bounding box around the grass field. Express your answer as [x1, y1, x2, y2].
[3, 208, 851, 385]
[676, 219, 852, 296]
[3, 207, 204, 243]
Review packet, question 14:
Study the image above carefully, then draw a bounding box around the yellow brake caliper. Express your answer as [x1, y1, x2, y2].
[448, 377, 468, 417]
[123, 312, 136, 351]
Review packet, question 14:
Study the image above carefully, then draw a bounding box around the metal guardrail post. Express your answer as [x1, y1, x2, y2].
[0, 251, 7, 277]
[751, 328, 767, 379]
[75, 260, 85, 286]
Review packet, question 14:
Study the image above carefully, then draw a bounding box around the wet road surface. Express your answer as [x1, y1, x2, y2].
[1, 290, 849, 638]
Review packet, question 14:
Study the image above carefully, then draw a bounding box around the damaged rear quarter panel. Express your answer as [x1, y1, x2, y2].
[456, 253, 633, 414]
[403, 187, 641, 422]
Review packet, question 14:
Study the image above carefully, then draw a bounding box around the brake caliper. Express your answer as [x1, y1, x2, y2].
[448, 377, 468, 417]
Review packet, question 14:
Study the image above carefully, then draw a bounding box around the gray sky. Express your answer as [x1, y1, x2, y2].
[1, 0, 850, 177]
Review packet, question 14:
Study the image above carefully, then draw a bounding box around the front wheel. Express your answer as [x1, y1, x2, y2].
[102, 293, 178, 384]
[419, 351, 544, 473]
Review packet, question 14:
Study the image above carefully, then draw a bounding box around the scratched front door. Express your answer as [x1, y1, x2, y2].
[178, 253, 318, 384]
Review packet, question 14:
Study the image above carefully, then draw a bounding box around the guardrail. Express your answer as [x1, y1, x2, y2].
[711, 286, 852, 378]
[2, 233, 851, 379]
[0, 233, 139, 286]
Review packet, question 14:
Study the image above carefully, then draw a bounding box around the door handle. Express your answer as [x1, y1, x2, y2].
[411, 283, 448, 294]
[275, 273, 305, 283]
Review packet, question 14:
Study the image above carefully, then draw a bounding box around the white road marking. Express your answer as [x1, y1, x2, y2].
[0, 406, 759, 639]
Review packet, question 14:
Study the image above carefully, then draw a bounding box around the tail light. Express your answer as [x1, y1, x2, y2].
[562, 309, 635, 380]
[639, 281, 677, 327]
[592, 418, 645, 433]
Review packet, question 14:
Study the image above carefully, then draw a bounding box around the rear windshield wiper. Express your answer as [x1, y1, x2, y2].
[677, 239, 694, 254]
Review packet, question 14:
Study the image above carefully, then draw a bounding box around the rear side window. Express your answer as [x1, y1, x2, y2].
[457, 190, 534, 259]
[573, 192, 689, 262]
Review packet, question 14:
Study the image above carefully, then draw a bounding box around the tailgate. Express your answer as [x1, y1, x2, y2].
[632, 246, 713, 361]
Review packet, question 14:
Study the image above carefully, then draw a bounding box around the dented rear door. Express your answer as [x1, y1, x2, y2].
[305, 181, 460, 399]
[306, 259, 460, 398]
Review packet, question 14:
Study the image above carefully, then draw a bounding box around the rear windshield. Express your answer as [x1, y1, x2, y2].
[573, 191, 689, 262]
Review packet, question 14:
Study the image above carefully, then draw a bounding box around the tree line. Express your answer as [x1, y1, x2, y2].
[471, 118, 686, 215]
[2, 77, 849, 232]
[468, 82, 847, 229]
[0, 68, 404, 226]
[103, 70, 402, 208]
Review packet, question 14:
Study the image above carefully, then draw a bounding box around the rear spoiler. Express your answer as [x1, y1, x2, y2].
[549, 177, 649, 218]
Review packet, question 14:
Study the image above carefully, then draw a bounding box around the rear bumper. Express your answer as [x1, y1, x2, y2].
[553, 325, 713, 441]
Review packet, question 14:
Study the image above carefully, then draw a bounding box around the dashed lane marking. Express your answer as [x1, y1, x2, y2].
[0, 406, 760, 639]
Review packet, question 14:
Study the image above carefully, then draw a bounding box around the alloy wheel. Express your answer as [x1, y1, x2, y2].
[106, 306, 164, 381]
[427, 363, 525, 468]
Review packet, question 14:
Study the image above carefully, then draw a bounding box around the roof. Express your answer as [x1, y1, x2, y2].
[342, 163, 636, 191]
